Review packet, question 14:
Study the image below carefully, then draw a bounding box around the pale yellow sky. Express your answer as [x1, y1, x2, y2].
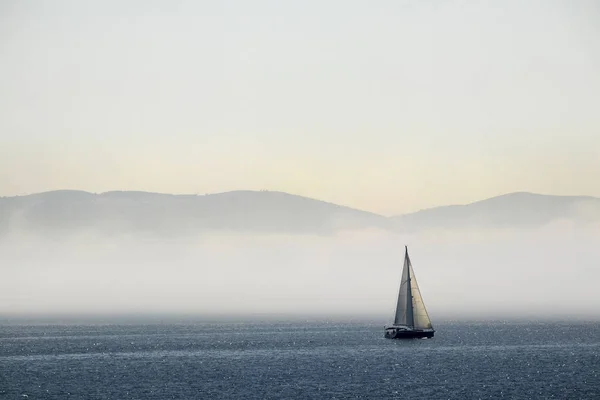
[1, 0, 599, 215]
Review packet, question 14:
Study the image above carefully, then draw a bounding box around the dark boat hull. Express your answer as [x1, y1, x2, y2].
[384, 327, 434, 339]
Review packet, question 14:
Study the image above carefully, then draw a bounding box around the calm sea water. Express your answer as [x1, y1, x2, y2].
[1, 321, 599, 399]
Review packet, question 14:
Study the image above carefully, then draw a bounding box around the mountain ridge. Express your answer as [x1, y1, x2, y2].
[0, 189, 386, 237]
[390, 191, 600, 231]
[1, 190, 599, 237]
[8, 189, 599, 214]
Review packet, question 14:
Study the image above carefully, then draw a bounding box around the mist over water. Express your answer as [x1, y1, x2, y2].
[2, 222, 599, 322]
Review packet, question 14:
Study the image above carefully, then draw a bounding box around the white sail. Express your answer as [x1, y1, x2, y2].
[392, 247, 432, 330]
[393, 254, 411, 326]
[408, 260, 432, 330]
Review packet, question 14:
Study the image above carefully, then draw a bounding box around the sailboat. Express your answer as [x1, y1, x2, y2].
[384, 246, 435, 339]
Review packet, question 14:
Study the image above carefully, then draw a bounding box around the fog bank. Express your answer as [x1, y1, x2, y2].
[1, 224, 599, 322]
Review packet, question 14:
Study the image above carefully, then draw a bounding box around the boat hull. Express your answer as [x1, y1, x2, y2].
[384, 327, 434, 339]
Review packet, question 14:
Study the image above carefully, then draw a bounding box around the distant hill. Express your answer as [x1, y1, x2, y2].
[1, 190, 599, 238]
[390, 192, 600, 232]
[0, 190, 387, 237]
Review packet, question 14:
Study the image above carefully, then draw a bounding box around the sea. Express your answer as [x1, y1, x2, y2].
[1, 320, 599, 399]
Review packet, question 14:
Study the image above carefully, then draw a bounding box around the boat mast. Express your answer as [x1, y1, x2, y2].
[405, 246, 415, 328]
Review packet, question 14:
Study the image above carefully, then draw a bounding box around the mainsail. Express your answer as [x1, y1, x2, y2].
[393, 246, 433, 330]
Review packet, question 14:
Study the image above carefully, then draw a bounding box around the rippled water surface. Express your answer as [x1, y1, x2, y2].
[1, 321, 599, 399]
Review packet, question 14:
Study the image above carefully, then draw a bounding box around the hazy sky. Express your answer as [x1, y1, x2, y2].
[1, 0, 599, 214]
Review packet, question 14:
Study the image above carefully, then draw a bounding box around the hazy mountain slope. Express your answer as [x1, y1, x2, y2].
[390, 192, 600, 231]
[1, 190, 599, 238]
[0, 190, 387, 237]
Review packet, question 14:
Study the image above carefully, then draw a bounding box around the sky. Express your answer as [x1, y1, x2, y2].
[1, 0, 599, 215]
